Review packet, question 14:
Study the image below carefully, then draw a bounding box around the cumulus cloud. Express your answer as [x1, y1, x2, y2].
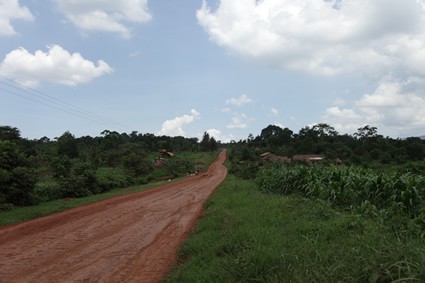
[0, 0, 34, 36]
[207, 128, 234, 143]
[225, 94, 253, 106]
[226, 112, 252, 129]
[159, 109, 200, 137]
[56, 0, 152, 38]
[197, 0, 425, 78]
[271, 107, 279, 116]
[0, 45, 113, 87]
[199, 0, 425, 136]
[323, 79, 425, 136]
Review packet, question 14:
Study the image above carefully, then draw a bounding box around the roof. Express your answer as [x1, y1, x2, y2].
[259, 152, 272, 157]
[292, 154, 324, 161]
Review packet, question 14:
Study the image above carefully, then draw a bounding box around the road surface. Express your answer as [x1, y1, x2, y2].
[0, 150, 227, 283]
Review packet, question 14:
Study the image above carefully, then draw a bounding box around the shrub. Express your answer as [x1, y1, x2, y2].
[229, 161, 259, 180]
[0, 140, 38, 206]
[165, 157, 194, 178]
[96, 167, 131, 192]
[34, 182, 62, 202]
[57, 161, 99, 198]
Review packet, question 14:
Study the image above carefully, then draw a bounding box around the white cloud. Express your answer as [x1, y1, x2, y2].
[272, 122, 284, 128]
[55, 0, 152, 38]
[225, 94, 253, 107]
[0, 45, 113, 87]
[200, 1, 425, 136]
[197, 0, 425, 78]
[159, 109, 200, 137]
[323, 78, 425, 136]
[206, 128, 234, 143]
[333, 98, 347, 106]
[323, 106, 363, 134]
[271, 107, 279, 116]
[0, 0, 34, 36]
[226, 112, 252, 129]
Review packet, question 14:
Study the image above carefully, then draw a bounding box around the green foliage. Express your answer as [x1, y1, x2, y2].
[229, 161, 259, 180]
[256, 164, 425, 235]
[165, 157, 195, 178]
[0, 141, 37, 206]
[0, 124, 219, 206]
[34, 182, 62, 202]
[57, 131, 79, 158]
[118, 143, 153, 176]
[0, 125, 21, 141]
[166, 176, 425, 282]
[200, 132, 218, 152]
[55, 159, 100, 197]
[96, 167, 131, 192]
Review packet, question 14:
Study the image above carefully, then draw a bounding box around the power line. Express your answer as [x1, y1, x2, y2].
[0, 86, 126, 129]
[0, 76, 131, 130]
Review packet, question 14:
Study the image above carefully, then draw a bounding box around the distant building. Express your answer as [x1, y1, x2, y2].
[292, 154, 324, 165]
[259, 152, 291, 163]
[159, 149, 174, 158]
[260, 153, 325, 165]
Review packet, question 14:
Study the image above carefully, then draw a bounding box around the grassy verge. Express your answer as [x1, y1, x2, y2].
[1, 151, 219, 227]
[165, 175, 425, 282]
[0, 180, 173, 226]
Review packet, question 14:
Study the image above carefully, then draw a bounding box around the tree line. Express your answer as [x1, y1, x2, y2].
[0, 125, 218, 209]
[228, 124, 425, 179]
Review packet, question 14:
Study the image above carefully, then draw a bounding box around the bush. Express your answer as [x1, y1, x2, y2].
[229, 161, 259, 180]
[96, 167, 131, 192]
[0, 203, 14, 211]
[57, 161, 99, 198]
[34, 182, 62, 202]
[0, 141, 38, 206]
[165, 157, 194, 178]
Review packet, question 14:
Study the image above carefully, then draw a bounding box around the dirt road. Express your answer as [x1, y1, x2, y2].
[0, 150, 227, 283]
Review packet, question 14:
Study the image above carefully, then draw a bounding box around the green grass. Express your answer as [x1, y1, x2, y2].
[165, 175, 425, 282]
[1, 151, 219, 226]
[0, 180, 170, 226]
[178, 151, 219, 170]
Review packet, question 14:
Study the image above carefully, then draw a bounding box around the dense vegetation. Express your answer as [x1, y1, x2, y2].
[3, 121, 425, 280]
[166, 176, 425, 282]
[166, 124, 425, 282]
[230, 123, 425, 169]
[225, 123, 425, 233]
[257, 165, 425, 237]
[0, 125, 218, 210]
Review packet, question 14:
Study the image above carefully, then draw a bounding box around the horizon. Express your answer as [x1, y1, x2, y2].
[1, 0, 425, 142]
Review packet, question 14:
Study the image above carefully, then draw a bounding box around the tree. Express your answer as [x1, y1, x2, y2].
[200, 132, 211, 152]
[0, 126, 21, 141]
[354, 125, 379, 140]
[311, 123, 338, 138]
[57, 131, 79, 158]
[210, 136, 218, 151]
[0, 141, 37, 206]
[260, 125, 293, 148]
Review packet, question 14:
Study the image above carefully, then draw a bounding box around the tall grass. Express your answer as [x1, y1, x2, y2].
[256, 164, 425, 236]
[165, 175, 425, 282]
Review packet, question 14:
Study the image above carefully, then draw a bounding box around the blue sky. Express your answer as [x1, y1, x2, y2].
[1, 0, 425, 141]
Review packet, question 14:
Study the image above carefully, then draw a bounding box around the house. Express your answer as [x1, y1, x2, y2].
[259, 152, 291, 163]
[159, 149, 174, 158]
[292, 154, 324, 165]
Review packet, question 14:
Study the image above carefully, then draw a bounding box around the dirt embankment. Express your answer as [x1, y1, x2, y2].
[0, 150, 227, 283]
